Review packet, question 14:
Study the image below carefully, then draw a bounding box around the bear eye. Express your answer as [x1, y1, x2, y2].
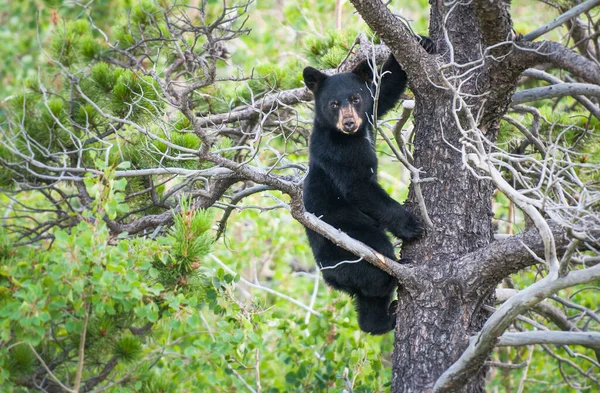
[351, 96, 361, 104]
[330, 101, 339, 109]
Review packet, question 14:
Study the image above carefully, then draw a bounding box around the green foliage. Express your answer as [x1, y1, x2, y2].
[243, 59, 305, 101]
[0, 173, 224, 389]
[5, 345, 37, 377]
[113, 335, 144, 363]
[0, 227, 12, 261]
[50, 19, 103, 66]
[0, 145, 17, 188]
[305, 29, 360, 69]
[1, 1, 598, 392]
[152, 198, 214, 286]
[114, 0, 169, 48]
[81, 64, 164, 123]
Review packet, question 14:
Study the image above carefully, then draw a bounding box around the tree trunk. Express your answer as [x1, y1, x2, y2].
[345, 0, 530, 390]
[391, 3, 502, 392]
[393, 88, 496, 392]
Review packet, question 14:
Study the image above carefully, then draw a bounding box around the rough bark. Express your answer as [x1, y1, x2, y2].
[349, 0, 514, 392]
[457, 222, 570, 297]
[345, 0, 600, 391]
[393, 92, 495, 393]
[394, 1, 512, 391]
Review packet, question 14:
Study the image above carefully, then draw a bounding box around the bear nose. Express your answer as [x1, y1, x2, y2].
[343, 118, 355, 131]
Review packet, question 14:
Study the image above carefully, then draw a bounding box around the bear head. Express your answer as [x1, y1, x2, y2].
[303, 60, 376, 136]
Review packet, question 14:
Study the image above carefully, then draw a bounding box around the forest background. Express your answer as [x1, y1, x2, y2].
[0, 0, 598, 392]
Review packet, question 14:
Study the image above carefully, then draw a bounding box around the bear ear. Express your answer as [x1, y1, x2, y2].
[303, 67, 327, 93]
[351, 60, 374, 84]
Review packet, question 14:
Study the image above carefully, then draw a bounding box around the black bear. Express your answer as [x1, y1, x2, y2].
[302, 36, 434, 334]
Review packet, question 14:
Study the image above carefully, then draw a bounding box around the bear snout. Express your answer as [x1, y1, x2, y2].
[336, 106, 363, 134]
[343, 118, 355, 132]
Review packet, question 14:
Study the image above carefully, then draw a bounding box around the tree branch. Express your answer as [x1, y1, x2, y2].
[458, 221, 569, 298]
[512, 82, 600, 105]
[193, 147, 421, 288]
[209, 254, 321, 316]
[27, 343, 75, 393]
[113, 167, 233, 178]
[516, 40, 600, 85]
[195, 87, 312, 128]
[288, 199, 420, 289]
[348, 0, 439, 92]
[215, 185, 275, 240]
[105, 174, 240, 235]
[496, 288, 578, 332]
[524, 0, 600, 41]
[433, 263, 600, 392]
[82, 357, 119, 392]
[497, 331, 600, 349]
[194, 40, 392, 128]
[73, 303, 90, 392]
[520, 68, 600, 119]
[497, 288, 600, 358]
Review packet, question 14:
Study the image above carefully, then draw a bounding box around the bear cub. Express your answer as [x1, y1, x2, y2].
[302, 36, 435, 334]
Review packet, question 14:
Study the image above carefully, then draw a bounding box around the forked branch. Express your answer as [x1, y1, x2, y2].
[347, 0, 439, 92]
[434, 264, 600, 392]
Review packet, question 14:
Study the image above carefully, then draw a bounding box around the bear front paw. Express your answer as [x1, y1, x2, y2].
[392, 212, 424, 242]
[400, 222, 424, 242]
[418, 36, 436, 54]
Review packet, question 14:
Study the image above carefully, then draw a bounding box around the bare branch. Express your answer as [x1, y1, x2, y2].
[458, 222, 569, 297]
[215, 185, 274, 240]
[106, 174, 240, 235]
[524, 0, 600, 41]
[434, 264, 600, 392]
[73, 303, 90, 392]
[517, 40, 600, 85]
[195, 87, 312, 128]
[521, 68, 600, 119]
[512, 82, 600, 105]
[288, 199, 419, 289]
[347, 0, 439, 92]
[82, 358, 119, 392]
[496, 288, 580, 332]
[498, 331, 600, 349]
[194, 41, 393, 128]
[208, 254, 321, 316]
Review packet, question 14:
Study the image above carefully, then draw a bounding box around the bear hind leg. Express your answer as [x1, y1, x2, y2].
[355, 294, 396, 335]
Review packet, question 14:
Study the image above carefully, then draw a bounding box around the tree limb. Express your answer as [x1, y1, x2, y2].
[458, 221, 569, 298]
[520, 68, 600, 119]
[215, 185, 275, 240]
[497, 331, 600, 348]
[105, 174, 240, 235]
[517, 40, 600, 85]
[194, 41, 392, 128]
[497, 288, 600, 358]
[524, 0, 600, 41]
[288, 198, 420, 289]
[496, 288, 578, 332]
[82, 357, 119, 392]
[209, 254, 321, 316]
[348, 0, 439, 92]
[512, 82, 600, 105]
[433, 263, 600, 392]
[73, 303, 90, 392]
[192, 148, 421, 288]
[195, 87, 313, 128]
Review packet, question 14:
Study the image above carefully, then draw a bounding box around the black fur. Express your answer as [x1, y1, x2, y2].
[302, 36, 434, 335]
